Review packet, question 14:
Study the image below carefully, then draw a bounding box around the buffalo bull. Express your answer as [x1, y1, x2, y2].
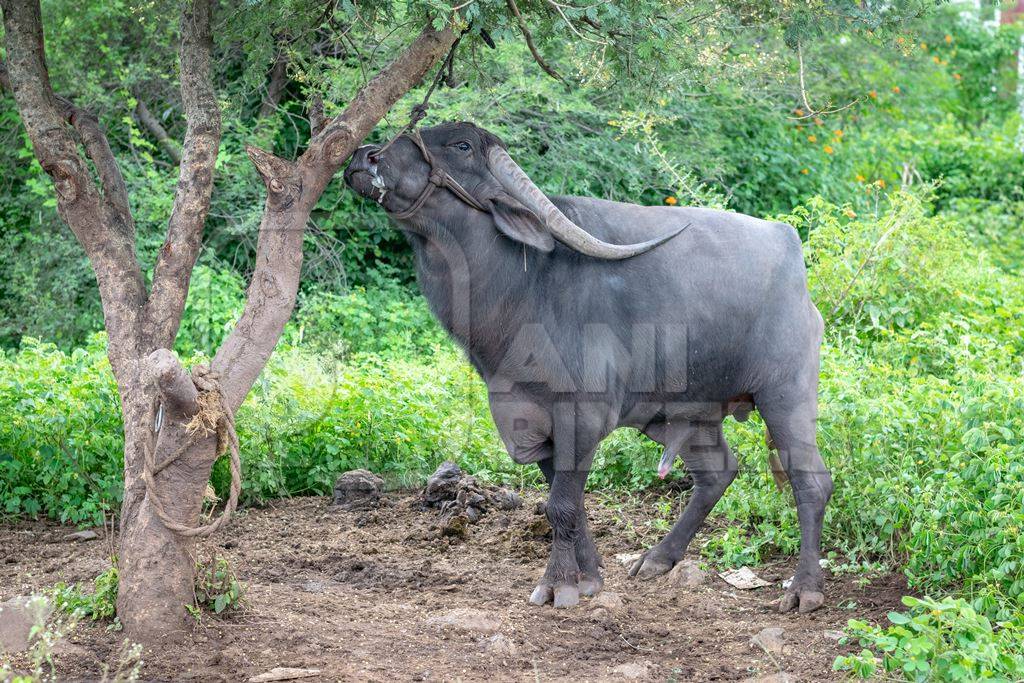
[344, 122, 832, 613]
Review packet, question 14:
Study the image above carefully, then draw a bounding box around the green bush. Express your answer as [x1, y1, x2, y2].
[834, 596, 1024, 681]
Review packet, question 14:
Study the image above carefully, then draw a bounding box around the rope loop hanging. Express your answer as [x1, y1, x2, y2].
[143, 364, 241, 538]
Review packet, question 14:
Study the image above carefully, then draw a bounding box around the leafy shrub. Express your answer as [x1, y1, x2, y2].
[193, 556, 244, 615]
[834, 596, 1024, 681]
[0, 334, 125, 525]
[53, 565, 119, 621]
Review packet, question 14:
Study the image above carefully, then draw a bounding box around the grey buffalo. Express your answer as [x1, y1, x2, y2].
[344, 122, 832, 613]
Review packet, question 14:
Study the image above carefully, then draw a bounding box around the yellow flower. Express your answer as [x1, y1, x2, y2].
[807, 134, 818, 143]
[665, 196, 677, 205]
[875, 178, 887, 188]
[794, 107, 805, 117]
[920, 42, 927, 50]
[834, 129, 844, 138]
[813, 117, 824, 126]
[896, 36, 904, 45]
[868, 90, 877, 100]
[945, 34, 953, 44]
[855, 174, 866, 183]
[844, 208, 857, 218]
[800, 168, 809, 175]
[823, 145, 834, 154]
[891, 85, 901, 94]
[933, 55, 941, 64]
[953, 73, 961, 81]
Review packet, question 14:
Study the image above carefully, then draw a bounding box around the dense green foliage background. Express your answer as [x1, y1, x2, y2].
[3, 1, 1024, 678]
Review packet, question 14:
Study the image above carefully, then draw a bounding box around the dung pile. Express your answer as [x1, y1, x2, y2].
[423, 461, 522, 537]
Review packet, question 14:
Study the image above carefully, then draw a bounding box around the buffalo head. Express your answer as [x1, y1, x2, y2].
[344, 121, 683, 259]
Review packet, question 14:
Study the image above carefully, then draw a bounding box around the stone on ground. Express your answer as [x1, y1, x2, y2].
[332, 469, 384, 509]
[426, 608, 501, 635]
[482, 633, 517, 655]
[591, 591, 624, 611]
[750, 627, 787, 655]
[0, 596, 52, 654]
[667, 559, 707, 588]
[610, 661, 653, 680]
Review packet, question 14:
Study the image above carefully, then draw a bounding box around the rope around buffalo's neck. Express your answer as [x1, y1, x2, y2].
[142, 364, 241, 538]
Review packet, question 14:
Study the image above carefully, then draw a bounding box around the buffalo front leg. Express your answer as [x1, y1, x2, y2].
[631, 422, 738, 579]
[529, 468, 589, 608]
[538, 458, 603, 596]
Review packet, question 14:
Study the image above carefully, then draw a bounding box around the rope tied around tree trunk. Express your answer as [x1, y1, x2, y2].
[143, 364, 242, 538]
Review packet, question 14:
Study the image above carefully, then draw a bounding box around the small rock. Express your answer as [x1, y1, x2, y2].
[667, 560, 706, 588]
[64, 529, 100, 542]
[610, 661, 652, 680]
[616, 552, 643, 567]
[591, 591, 624, 611]
[750, 627, 787, 655]
[426, 608, 501, 635]
[482, 633, 517, 656]
[424, 461, 463, 504]
[247, 668, 322, 682]
[332, 469, 384, 509]
[0, 596, 53, 654]
[465, 506, 481, 524]
[719, 566, 772, 590]
[300, 580, 327, 593]
[741, 674, 793, 683]
[590, 607, 610, 621]
[823, 629, 846, 641]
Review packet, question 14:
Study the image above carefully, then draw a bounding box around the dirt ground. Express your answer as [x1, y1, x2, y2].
[1, 489, 906, 682]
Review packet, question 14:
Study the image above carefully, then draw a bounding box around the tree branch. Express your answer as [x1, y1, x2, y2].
[258, 53, 289, 118]
[133, 94, 183, 164]
[212, 20, 459, 412]
[506, 0, 569, 87]
[1, 0, 145, 368]
[145, 0, 222, 349]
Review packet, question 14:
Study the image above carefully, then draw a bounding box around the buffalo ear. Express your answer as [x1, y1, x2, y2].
[489, 194, 555, 252]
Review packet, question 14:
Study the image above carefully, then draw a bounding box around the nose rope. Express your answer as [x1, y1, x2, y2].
[360, 30, 489, 219]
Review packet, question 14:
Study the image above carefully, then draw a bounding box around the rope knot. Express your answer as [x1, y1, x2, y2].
[428, 168, 447, 186]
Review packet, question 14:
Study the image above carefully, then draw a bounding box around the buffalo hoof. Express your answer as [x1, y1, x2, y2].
[578, 573, 604, 597]
[528, 581, 582, 607]
[779, 572, 825, 613]
[553, 584, 579, 609]
[779, 589, 825, 614]
[529, 583, 554, 606]
[628, 551, 674, 580]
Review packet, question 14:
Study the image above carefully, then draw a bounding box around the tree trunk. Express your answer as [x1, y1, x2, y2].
[116, 353, 219, 641]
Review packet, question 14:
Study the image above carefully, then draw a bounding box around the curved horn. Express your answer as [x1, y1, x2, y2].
[487, 147, 686, 260]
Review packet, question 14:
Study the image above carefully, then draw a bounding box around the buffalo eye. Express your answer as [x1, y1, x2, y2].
[451, 141, 471, 152]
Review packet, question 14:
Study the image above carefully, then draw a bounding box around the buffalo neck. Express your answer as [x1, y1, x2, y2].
[397, 204, 550, 377]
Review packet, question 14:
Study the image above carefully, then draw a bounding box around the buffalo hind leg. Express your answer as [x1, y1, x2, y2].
[538, 458, 603, 596]
[529, 468, 590, 608]
[630, 422, 737, 579]
[756, 392, 832, 614]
